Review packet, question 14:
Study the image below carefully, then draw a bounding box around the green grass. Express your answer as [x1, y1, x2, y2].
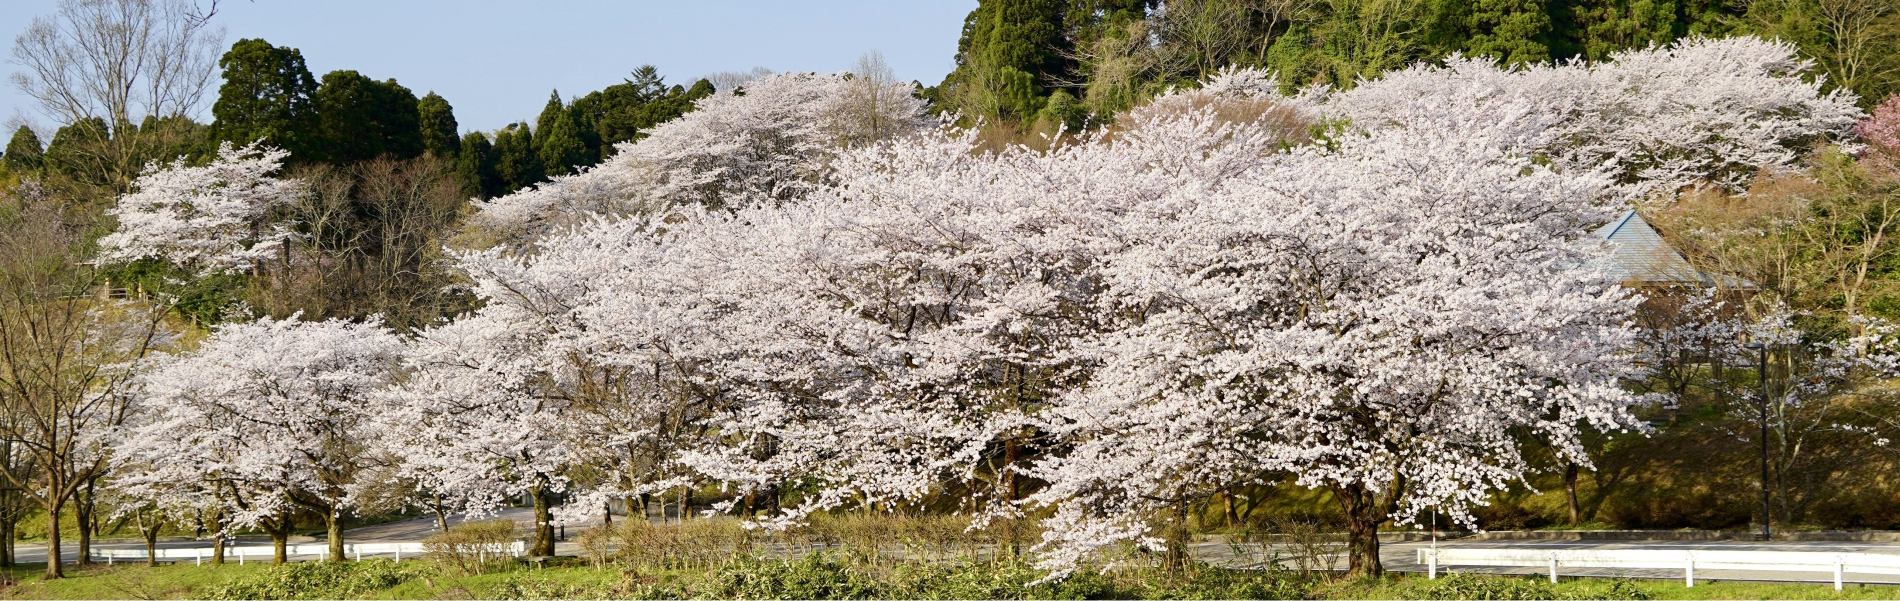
[0, 562, 1892, 597]
[1330, 573, 1900, 600]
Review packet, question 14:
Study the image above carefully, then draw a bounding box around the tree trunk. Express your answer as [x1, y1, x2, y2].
[2, 513, 14, 567]
[211, 531, 226, 565]
[531, 485, 555, 556]
[325, 509, 345, 562]
[270, 524, 289, 564]
[143, 524, 159, 567]
[74, 490, 91, 566]
[1223, 490, 1240, 528]
[44, 504, 62, 579]
[1333, 483, 1385, 578]
[1564, 464, 1583, 526]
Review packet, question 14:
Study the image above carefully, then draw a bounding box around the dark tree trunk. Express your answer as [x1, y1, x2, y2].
[74, 488, 92, 566]
[1332, 482, 1391, 578]
[1223, 490, 1240, 528]
[44, 504, 62, 579]
[143, 523, 159, 567]
[324, 509, 345, 561]
[1564, 463, 1582, 526]
[531, 485, 555, 556]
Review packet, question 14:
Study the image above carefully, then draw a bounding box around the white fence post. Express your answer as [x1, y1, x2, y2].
[106, 551, 113, 566]
[239, 548, 245, 565]
[1684, 552, 1695, 588]
[1428, 549, 1437, 579]
[394, 547, 401, 562]
[195, 549, 203, 566]
[1548, 555, 1558, 584]
[1836, 556, 1845, 591]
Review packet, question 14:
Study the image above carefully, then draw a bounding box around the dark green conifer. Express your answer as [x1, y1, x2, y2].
[534, 91, 586, 177]
[210, 39, 319, 160]
[491, 122, 540, 193]
[454, 131, 499, 199]
[3, 126, 43, 173]
[418, 92, 461, 158]
[313, 70, 424, 163]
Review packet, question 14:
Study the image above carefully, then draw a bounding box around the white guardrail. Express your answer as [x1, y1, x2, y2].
[1421, 547, 1900, 591]
[93, 541, 525, 566]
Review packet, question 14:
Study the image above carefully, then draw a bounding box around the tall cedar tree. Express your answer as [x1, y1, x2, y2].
[418, 92, 461, 159]
[42, 118, 110, 180]
[534, 91, 587, 177]
[455, 131, 499, 199]
[490, 123, 539, 194]
[210, 39, 320, 161]
[313, 71, 424, 164]
[571, 66, 716, 161]
[948, 0, 1070, 120]
[3, 127, 42, 173]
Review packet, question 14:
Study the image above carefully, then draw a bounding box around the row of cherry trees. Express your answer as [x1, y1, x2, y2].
[76, 36, 1874, 579]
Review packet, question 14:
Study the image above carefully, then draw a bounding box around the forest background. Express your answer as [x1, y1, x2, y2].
[1, 0, 1899, 571]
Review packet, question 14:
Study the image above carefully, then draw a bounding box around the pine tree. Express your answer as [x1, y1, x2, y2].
[210, 39, 319, 161]
[418, 92, 461, 159]
[3, 126, 43, 173]
[534, 91, 586, 177]
[454, 131, 498, 199]
[491, 122, 540, 193]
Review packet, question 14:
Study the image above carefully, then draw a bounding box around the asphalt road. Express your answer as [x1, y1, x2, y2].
[15, 524, 1900, 588]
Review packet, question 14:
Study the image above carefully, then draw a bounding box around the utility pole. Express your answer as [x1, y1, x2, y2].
[1745, 341, 1770, 541]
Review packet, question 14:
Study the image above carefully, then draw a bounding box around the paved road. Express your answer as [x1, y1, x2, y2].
[18, 525, 1900, 589]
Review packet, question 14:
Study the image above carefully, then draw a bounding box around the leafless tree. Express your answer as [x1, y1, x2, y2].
[8, 0, 225, 190]
[0, 192, 177, 579]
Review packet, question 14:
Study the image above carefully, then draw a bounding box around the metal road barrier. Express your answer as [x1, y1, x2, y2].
[1420, 547, 1900, 591]
[92, 541, 525, 565]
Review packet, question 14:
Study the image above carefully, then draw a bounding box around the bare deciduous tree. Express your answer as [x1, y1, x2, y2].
[8, 0, 224, 190]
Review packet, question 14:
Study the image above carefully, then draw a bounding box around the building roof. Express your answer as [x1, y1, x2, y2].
[1592, 210, 1735, 286]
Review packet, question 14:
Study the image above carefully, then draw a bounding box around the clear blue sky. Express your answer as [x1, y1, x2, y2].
[2, 0, 975, 134]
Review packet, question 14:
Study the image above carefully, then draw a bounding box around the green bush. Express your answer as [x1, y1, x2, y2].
[203, 559, 431, 600]
[1399, 573, 1651, 601]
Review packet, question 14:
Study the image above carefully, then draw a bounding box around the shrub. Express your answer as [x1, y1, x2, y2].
[423, 518, 520, 574]
[203, 559, 430, 600]
[1400, 573, 1652, 601]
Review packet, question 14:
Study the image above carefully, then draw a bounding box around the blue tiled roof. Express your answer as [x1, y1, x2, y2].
[1592, 210, 1733, 286]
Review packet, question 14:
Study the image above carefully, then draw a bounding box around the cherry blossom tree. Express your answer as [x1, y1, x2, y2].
[1859, 94, 1900, 155]
[114, 316, 402, 562]
[96, 142, 305, 276]
[466, 71, 930, 247]
[1327, 36, 1864, 195]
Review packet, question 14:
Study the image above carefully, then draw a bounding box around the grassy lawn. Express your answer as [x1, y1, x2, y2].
[1329, 573, 1900, 600]
[0, 562, 1892, 601]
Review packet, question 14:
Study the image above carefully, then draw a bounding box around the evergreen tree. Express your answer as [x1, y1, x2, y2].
[418, 92, 461, 158]
[1464, 0, 1553, 64]
[455, 131, 499, 199]
[210, 39, 319, 161]
[944, 0, 1070, 121]
[534, 91, 587, 177]
[490, 122, 539, 193]
[42, 117, 111, 179]
[3, 126, 43, 173]
[1551, 0, 1685, 63]
[313, 70, 424, 163]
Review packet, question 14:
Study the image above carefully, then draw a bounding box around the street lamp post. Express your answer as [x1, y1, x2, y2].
[1744, 341, 1770, 541]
